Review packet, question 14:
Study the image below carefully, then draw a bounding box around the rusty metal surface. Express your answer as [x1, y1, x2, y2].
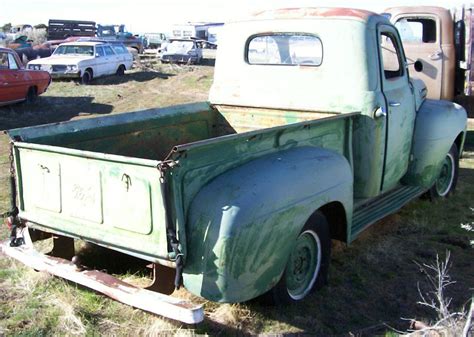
[252, 7, 375, 21]
[0, 236, 204, 324]
[146, 263, 176, 295]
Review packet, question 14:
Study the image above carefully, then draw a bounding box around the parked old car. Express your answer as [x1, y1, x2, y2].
[160, 38, 202, 64]
[0, 47, 51, 106]
[26, 41, 133, 84]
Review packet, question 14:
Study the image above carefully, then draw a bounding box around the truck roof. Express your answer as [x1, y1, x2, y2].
[384, 6, 450, 17]
[58, 41, 108, 47]
[250, 7, 377, 22]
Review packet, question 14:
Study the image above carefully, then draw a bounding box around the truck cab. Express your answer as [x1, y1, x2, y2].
[384, 6, 472, 100]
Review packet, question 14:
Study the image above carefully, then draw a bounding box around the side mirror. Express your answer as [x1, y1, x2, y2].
[414, 60, 423, 72]
[406, 59, 423, 72]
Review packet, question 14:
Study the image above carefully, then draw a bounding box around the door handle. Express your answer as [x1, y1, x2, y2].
[429, 50, 442, 60]
[389, 101, 401, 107]
[374, 107, 387, 118]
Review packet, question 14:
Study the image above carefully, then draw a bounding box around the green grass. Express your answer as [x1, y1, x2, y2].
[0, 65, 473, 335]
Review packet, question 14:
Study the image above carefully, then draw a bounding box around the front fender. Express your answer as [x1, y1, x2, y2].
[183, 146, 353, 303]
[403, 100, 467, 188]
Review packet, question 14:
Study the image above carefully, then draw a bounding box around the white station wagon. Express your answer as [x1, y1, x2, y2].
[27, 41, 133, 84]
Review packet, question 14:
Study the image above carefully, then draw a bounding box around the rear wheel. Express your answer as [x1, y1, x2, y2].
[429, 143, 459, 199]
[116, 65, 125, 76]
[25, 87, 37, 104]
[270, 211, 331, 304]
[81, 69, 92, 85]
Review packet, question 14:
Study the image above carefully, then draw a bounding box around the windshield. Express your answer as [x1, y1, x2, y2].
[166, 40, 194, 54]
[54, 45, 94, 56]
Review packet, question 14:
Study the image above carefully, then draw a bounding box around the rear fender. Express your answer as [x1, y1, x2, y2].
[183, 146, 353, 303]
[403, 100, 467, 188]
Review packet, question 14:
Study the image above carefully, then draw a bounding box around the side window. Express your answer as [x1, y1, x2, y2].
[104, 46, 115, 56]
[8, 53, 19, 70]
[0, 52, 8, 69]
[112, 45, 126, 54]
[395, 18, 436, 43]
[247, 33, 323, 66]
[379, 33, 404, 79]
[96, 46, 105, 57]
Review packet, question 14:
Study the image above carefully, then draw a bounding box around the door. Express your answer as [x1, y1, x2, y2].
[378, 26, 417, 192]
[394, 15, 444, 99]
[103, 45, 118, 74]
[94, 46, 107, 77]
[0, 51, 28, 103]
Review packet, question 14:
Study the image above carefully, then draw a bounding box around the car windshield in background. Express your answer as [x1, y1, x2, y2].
[247, 33, 323, 66]
[54, 45, 94, 56]
[167, 40, 194, 53]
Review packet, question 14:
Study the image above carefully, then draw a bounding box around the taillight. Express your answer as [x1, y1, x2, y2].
[4, 216, 14, 229]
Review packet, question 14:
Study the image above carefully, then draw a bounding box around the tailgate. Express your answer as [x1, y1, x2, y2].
[13, 142, 169, 261]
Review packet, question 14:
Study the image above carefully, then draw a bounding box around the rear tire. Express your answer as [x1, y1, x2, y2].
[428, 143, 459, 199]
[116, 65, 125, 76]
[81, 70, 92, 85]
[269, 211, 331, 304]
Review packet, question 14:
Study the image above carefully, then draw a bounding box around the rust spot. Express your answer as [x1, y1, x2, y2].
[252, 7, 375, 21]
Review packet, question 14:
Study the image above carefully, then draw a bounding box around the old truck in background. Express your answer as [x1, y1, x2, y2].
[47, 19, 96, 40]
[1, 8, 467, 324]
[384, 6, 473, 103]
[96, 24, 144, 54]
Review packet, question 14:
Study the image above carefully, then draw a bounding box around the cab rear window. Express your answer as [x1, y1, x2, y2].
[247, 33, 322, 66]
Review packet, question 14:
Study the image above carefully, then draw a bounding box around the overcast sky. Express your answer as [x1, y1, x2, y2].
[0, 0, 469, 34]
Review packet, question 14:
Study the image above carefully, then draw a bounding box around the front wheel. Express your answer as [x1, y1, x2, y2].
[270, 211, 331, 304]
[429, 143, 459, 199]
[81, 70, 92, 85]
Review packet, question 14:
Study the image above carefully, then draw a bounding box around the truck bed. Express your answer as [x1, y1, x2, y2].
[8, 102, 353, 262]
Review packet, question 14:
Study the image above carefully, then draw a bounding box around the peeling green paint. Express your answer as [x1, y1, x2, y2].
[5, 13, 468, 305]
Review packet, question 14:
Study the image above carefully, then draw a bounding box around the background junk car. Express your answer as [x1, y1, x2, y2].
[26, 41, 133, 84]
[160, 38, 203, 64]
[0, 47, 51, 106]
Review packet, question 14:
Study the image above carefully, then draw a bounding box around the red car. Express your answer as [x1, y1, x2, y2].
[0, 48, 51, 106]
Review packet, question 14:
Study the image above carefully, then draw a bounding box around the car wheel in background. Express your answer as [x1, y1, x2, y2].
[25, 87, 37, 104]
[81, 70, 92, 85]
[116, 65, 125, 76]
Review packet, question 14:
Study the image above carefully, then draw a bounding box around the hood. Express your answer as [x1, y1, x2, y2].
[28, 55, 94, 65]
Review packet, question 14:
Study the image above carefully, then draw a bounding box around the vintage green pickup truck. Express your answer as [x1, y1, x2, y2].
[1, 8, 468, 323]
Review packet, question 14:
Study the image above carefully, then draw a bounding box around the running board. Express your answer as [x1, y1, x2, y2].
[0, 238, 204, 324]
[352, 186, 425, 237]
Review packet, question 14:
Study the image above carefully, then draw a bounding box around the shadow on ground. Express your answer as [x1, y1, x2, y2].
[91, 70, 175, 86]
[0, 96, 113, 131]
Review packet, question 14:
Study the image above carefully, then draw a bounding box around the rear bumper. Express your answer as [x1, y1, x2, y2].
[0, 230, 204, 324]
